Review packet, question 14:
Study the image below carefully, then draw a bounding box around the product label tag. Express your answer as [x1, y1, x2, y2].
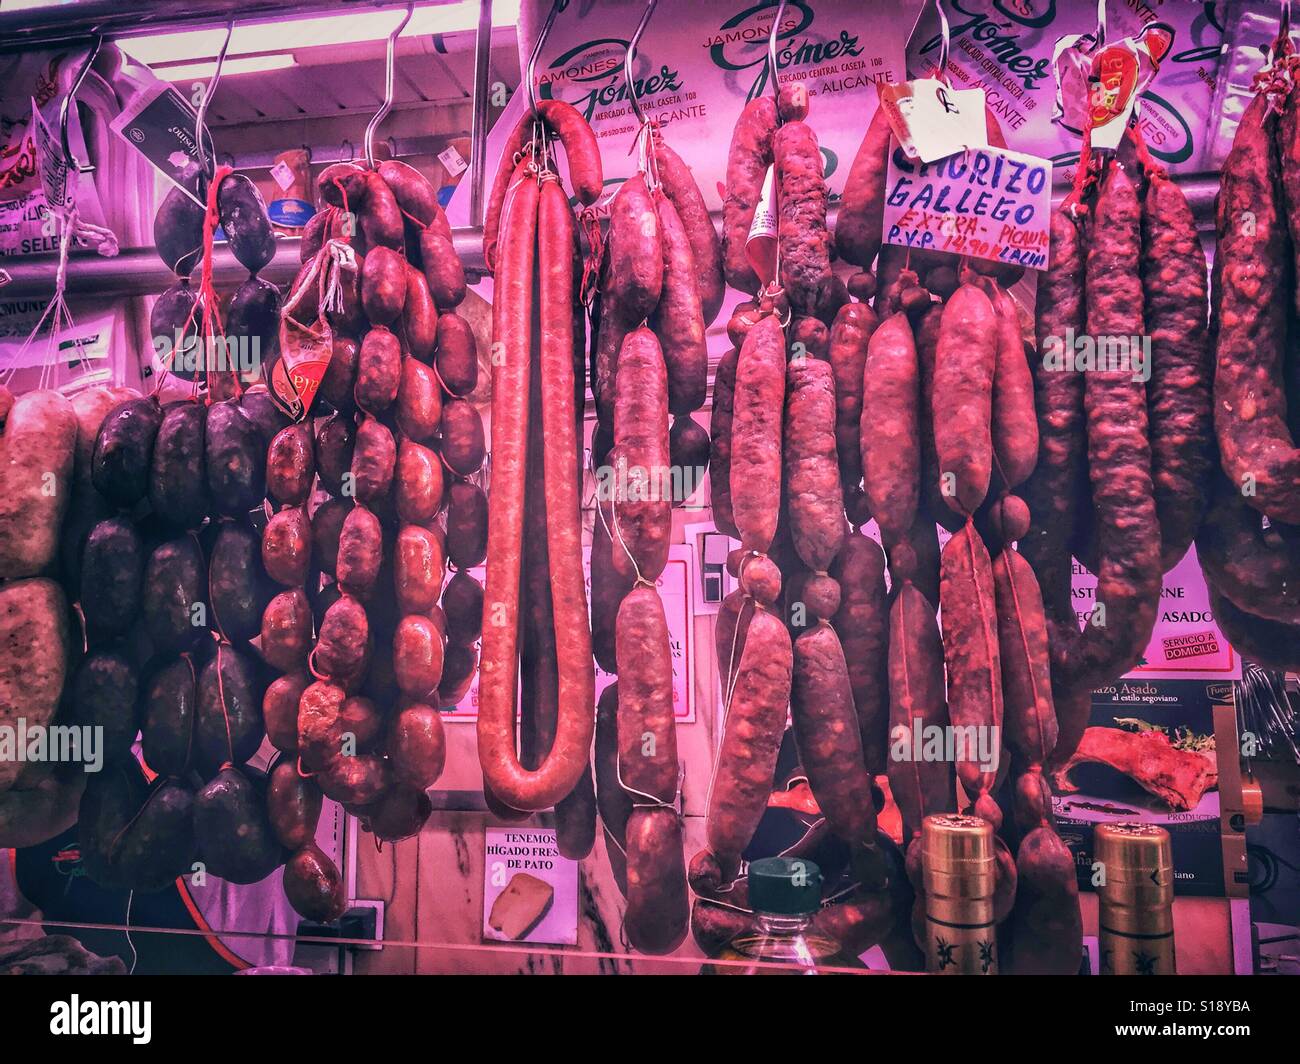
[269, 159, 296, 191]
[109, 80, 206, 204]
[437, 144, 468, 178]
[268, 198, 316, 228]
[31, 99, 75, 213]
[882, 140, 1052, 271]
[878, 80, 988, 163]
[745, 164, 778, 288]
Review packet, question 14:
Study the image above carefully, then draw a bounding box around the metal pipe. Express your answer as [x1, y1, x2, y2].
[469, 0, 493, 228]
[0, 175, 1222, 301]
[0, 230, 488, 300]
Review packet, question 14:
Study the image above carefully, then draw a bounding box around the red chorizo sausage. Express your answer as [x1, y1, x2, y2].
[722, 96, 776, 294]
[861, 311, 920, 543]
[649, 190, 708, 416]
[775, 119, 833, 316]
[828, 302, 879, 504]
[836, 102, 891, 269]
[730, 314, 785, 553]
[783, 355, 845, 571]
[610, 327, 671, 582]
[708, 347, 740, 539]
[651, 130, 724, 326]
[933, 284, 997, 516]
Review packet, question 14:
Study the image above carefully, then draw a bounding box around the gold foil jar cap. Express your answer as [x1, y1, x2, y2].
[922, 814, 995, 896]
[1095, 823, 1174, 899]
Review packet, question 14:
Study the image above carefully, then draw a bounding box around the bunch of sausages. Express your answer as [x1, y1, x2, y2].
[1199, 56, 1300, 670]
[256, 157, 478, 919]
[476, 104, 604, 887]
[584, 112, 729, 954]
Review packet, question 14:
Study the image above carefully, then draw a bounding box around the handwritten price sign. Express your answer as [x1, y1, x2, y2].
[881, 142, 1052, 271]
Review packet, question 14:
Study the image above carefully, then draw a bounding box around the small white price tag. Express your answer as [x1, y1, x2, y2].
[438, 144, 468, 178]
[879, 80, 988, 163]
[745, 164, 778, 288]
[269, 159, 296, 191]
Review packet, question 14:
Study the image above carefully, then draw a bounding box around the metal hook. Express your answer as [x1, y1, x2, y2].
[767, 0, 788, 109]
[365, 2, 414, 170]
[935, 0, 952, 84]
[526, 0, 566, 121]
[1095, 0, 1107, 49]
[59, 35, 102, 174]
[195, 19, 234, 181]
[624, 0, 659, 129]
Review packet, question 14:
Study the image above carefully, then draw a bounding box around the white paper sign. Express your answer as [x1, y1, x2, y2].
[879, 79, 987, 162]
[882, 141, 1052, 270]
[482, 826, 578, 946]
[438, 144, 469, 178]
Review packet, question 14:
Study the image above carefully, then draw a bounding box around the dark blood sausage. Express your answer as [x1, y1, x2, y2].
[615, 586, 679, 803]
[721, 96, 776, 294]
[150, 401, 208, 529]
[939, 522, 1004, 810]
[668, 415, 709, 504]
[435, 312, 478, 397]
[887, 581, 953, 842]
[730, 315, 786, 553]
[708, 347, 740, 538]
[154, 172, 206, 277]
[649, 191, 708, 415]
[142, 656, 197, 776]
[314, 413, 355, 496]
[610, 328, 671, 582]
[395, 523, 445, 616]
[594, 682, 632, 893]
[195, 645, 264, 774]
[283, 845, 346, 922]
[1215, 91, 1300, 523]
[266, 423, 315, 507]
[92, 396, 163, 508]
[993, 547, 1058, 773]
[624, 807, 689, 955]
[774, 119, 833, 316]
[217, 173, 275, 274]
[1141, 170, 1213, 570]
[694, 607, 792, 891]
[589, 497, 632, 674]
[205, 400, 265, 516]
[81, 517, 144, 639]
[445, 481, 488, 569]
[783, 355, 845, 571]
[443, 568, 483, 644]
[70, 649, 140, 764]
[143, 536, 208, 653]
[440, 399, 486, 477]
[438, 642, 477, 709]
[260, 587, 314, 673]
[830, 531, 890, 774]
[790, 623, 877, 849]
[209, 520, 271, 643]
[1206, 585, 1300, 672]
[1197, 479, 1300, 623]
[1006, 824, 1084, 975]
[651, 130, 724, 326]
[827, 302, 879, 504]
[933, 285, 997, 516]
[481, 99, 602, 273]
[355, 326, 402, 415]
[1063, 162, 1161, 698]
[982, 282, 1038, 491]
[1021, 208, 1088, 650]
[861, 311, 920, 543]
[419, 227, 467, 311]
[310, 496, 350, 580]
[194, 767, 284, 885]
[267, 760, 322, 850]
[836, 103, 892, 268]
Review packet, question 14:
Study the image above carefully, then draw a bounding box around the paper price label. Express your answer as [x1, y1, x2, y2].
[878, 80, 988, 163]
[882, 141, 1052, 271]
[745, 165, 778, 288]
[438, 145, 468, 178]
[31, 100, 75, 213]
[269, 159, 296, 192]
